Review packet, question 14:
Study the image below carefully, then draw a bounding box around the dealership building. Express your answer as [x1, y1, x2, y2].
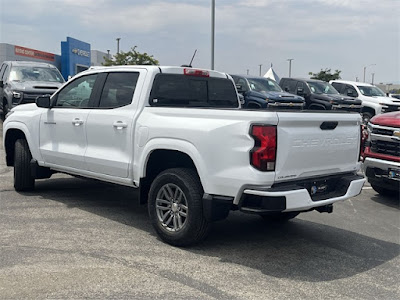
[0, 36, 108, 80]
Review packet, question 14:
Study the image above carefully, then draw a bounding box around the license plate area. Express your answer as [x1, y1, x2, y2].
[388, 168, 400, 180]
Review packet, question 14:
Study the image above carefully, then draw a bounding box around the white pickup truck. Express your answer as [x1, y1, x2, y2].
[3, 66, 365, 246]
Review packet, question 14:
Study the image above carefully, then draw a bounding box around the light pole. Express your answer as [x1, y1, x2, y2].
[371, 73, 375, 85]
[363, 63, 375, 83]
[259, 64, 262, 76]
[116, 38, 121, 54]
[107, 50, 110, 59]
[287, 58, 294, 77]
[246, 69, 249, 75]
[211, 0, 215, 70]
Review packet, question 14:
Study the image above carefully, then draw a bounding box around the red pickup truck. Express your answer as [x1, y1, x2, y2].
[363, 111, 400, 197]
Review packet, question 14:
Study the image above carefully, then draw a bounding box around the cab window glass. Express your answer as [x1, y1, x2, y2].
[99, 72, 139, 108]
[0, 64, 6, 79]
[237, 78, 248, 91]
[2, 65, 9, 81]
[150, 74, 238, 108]
[331, 82, 343, 93]
[55, 74, 97, 108]
[345, 85, 358, 97]
[285, 79, 297, 93]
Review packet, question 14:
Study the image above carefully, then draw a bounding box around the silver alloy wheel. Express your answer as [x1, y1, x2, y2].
[156, 183, 188, 232]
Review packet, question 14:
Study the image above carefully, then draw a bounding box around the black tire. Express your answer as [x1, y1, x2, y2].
[1, 101, 9, 120]
[371, 183, 399, 198]
[148, 168, 210, 247]
[260, 212, 299, 222]
[14, 139, 35, 191]
[247, 103, 261, 109]
[362, 112, 373, 124]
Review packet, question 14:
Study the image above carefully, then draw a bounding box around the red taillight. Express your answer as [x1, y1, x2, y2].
[250, 125, 277, 171]
[184, 68, 209, 77]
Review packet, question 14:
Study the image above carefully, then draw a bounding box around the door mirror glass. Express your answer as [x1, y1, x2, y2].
[36, 95, 51, 108]
[297, 87, 304, 95]
[236, 84, 245, 93]
[0, 81, 3, 88]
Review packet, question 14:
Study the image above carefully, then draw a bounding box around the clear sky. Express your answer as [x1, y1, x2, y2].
[1, 0, 398, 83]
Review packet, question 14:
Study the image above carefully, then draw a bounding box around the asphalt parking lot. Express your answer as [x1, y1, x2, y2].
[0, 125, 399, 299]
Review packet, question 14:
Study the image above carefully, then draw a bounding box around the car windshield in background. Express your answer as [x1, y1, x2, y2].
[357, 86, 386, 97]
[150, 74, 239, 108]
[307, 81, 338, 95]
[247, 78, 282, 93]
[9, 66, 65, 83]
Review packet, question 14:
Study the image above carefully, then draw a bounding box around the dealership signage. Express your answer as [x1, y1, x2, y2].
[72, 48, 90, 57]
[14, 45, 55, 61]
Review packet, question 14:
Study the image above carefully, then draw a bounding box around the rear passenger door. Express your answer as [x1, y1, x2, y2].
[84, 70, 145, 178]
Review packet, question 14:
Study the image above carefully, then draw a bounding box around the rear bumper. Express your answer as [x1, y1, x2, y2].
[239, 173, 365, 213]
[363, 157, 400, 190]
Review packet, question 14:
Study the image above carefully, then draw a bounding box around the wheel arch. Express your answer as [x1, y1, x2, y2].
[3, 122, 40, 167]
[137, 140, 207, 204]
[309, 103, 327, 110]
[361, 106, 376, 115]
[247, 101, 263, 109]
[4, 128, 27, 166]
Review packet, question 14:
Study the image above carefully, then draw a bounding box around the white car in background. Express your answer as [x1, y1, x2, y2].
[330, 80, 400, 123]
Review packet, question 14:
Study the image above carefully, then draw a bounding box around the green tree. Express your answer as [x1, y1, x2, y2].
[102, 46, 159, 66]
[308, 68, 341, 82]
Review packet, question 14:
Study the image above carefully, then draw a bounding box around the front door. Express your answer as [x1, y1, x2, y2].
[39, 74, 99, 170]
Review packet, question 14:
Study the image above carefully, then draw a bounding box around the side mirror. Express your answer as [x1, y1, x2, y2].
[297, 87, 304, 95]
[0, 81, 3, 88]
[347, 89, 354, 97]
[284, 87, 289, 92]
[36, 95, 51, 108]
[236, 84, 245, 93]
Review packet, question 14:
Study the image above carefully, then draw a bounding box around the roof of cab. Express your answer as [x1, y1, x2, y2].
[4, 60, 57, 68]
[87, 65, 228, 78]
[330, 80, 374, 87]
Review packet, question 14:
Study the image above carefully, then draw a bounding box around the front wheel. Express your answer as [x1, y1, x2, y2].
[362, 112, 373, 124]
[371, 183, 399, 198]
[148, 168, 210, 247]
[14, 139, 35, 191]
[1, 101, 9, 120]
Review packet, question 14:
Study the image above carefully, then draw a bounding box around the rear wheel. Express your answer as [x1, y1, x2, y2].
[260, 212, 299, 222]
[14, 139, 35, 191]
[148, 168, 210, 246]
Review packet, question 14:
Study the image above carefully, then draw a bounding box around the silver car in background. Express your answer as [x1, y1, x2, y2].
[0, 61, 65, 118]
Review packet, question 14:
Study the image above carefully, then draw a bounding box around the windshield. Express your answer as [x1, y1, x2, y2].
[247, 78, 282, 93]
[357, 86, 385, 97]
[9, 66, 65, 83]
[307, 81, 339, 95]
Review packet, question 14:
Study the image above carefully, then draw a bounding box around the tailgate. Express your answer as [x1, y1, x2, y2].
[275, 112, 361, 182]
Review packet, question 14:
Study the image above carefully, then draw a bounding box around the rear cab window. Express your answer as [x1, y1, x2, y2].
[149, 74, 239, 108]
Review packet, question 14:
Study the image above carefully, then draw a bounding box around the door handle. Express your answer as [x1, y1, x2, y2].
[72, 118, 84, 126]
[113, 121, 128, 130]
